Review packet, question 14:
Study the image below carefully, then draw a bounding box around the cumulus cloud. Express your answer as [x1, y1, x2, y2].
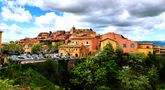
[1, 0, 165, 41]
[0, 23, 49, 42]
[0, 23, 25, 42]
[35, 12, 57, 27]
[1, 0, 33, 23]
[28, 0, 165, 39]
[35, 12, 90, 30]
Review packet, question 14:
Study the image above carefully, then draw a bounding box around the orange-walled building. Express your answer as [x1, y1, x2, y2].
[69, 27, 100, 55]
[70, 26, 96, 36]
[37, 32, 49, 39]
[101, 32, 138, 53]
[136, 43, 154, 55]
[51, 31, 71, 41]
[16, 38, 40, 53]
[70, 36, 100, 55]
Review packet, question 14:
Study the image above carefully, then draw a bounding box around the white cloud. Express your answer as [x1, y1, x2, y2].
[0, 23, 24, 42]
[55, 13, 90, 30]
[35, 12, 90, 30]
[0, 23, 42, 42]
[1, 1, 32, 23]
[2, 0, 165, 41]
[0, 23, 8, 30]
[35, 12, 57, 27]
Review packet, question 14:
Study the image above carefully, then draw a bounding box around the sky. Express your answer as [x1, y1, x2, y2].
[1, 0, 165, 42]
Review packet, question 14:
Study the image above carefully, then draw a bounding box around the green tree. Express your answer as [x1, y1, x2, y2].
[47, 44, 61, 53]
[118, 68, 151, 90]
[1, 43, 24, 55]
[118, 53, 159, 90]
[31, 44, 42, 54]
[0, 79, 18, 89]
[114, 47, 128, 68]
[0, 62, 58, 89]
[70, 43, 119, 90]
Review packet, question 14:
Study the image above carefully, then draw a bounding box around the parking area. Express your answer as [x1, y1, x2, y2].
[8, 53, 71, 61]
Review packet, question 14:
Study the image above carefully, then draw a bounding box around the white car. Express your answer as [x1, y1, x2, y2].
[8, 55, 17, 61]
[16, 56, 26, 60]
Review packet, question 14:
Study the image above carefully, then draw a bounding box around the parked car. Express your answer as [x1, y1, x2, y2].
[16, 56, 26, 60]
[8, 55, 17, 61]
[54, 54, 61, 59]
[0, 63, 2, 68]
[25, 54, 34, 59]
[20, 54, 33, 60]
[38, 54, 44, 59]
[61, 56, 69, 60]
[31, 54, 40, 59]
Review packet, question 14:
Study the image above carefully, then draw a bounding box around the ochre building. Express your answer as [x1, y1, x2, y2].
[58, 44, 89, 59]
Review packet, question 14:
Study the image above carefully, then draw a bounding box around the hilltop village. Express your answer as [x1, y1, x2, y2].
[1, 27, 165, 90]
[4, 26, 165, 58]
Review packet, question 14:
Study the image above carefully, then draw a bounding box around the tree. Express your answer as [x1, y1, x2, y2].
[0, 79, 18, 89]
[0, 62, 58, 89]
[118, 68, 151, 90]
[1, 43, 24, 55]
[70, 43, 119, 90]
[114, 47, 128, 68]
[31, 44, 42, 54]
[47, 44, 61, 53]
[117, 53, 159, 90]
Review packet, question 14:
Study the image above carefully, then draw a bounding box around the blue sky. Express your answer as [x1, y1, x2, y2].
[1, 0, 165, 42]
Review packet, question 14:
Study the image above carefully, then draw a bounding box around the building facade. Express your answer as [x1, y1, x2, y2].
[101, 32, 156, 55]
[101, 32, 138, 53]
[58, 44, 89, 58]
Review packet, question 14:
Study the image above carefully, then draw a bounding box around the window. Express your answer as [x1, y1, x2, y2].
[130, 44, 135, 48]
[146, 46, 150, 48]
[82, 53, 84, 57]
[75, 48, 78, 51]
[123, 44, 127, 48]
[75, 54, 78, 57]
[61, 53, 63, 56]
[86, 41, 89, 44]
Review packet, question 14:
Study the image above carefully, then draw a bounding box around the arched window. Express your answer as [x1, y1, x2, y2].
[130, 44, 135, 48]
[146, 46, 150, 48]
[75, 54, 78, 57]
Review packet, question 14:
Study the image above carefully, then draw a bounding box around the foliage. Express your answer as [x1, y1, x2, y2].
[0, 63, 58, 90]
[0, 79, 18, 89]
[31, 44, 42, 54]
[1, 43, 24, 55]
[1, 42, 165, 90]
[70, 43, 119, 90]
[47, 44, 61, 53]
[114, 47, 128, 68]
[118, 68, 150, 90]
[25, 59, 69, 89]
[70, 42, 163, 90]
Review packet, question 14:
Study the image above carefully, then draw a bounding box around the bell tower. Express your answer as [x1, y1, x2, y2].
[70, 26, 76, 34]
